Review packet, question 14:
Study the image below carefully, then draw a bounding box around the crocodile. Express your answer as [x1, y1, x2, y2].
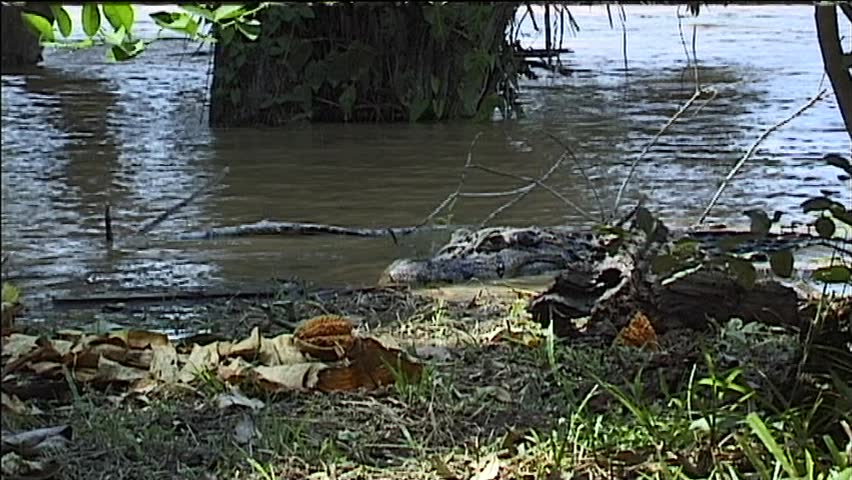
[379, 225, 852, 286]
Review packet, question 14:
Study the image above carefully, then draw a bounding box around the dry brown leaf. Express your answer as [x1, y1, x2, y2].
[111, 330, 170, 350]
[129, 377, 159, 395]
[178, 342, 221, 383]
[1, 334, 39, 362]
[217, 357, 254, 384]
[253, 364, 324, 392]
[615, 311, 660, 351]
[149, 344, 179, 383]
[93, 356, 148, 384]
[258, 334, 306, 366]
[316, 337, 422, 392]
[221, 327, 262, 359]
[472, 455, 502, 480]
[72, 368, 99, 383]
[25, 361, 62, 377]
[1, 424, 72, 457]
[1, 452, 62, 479]
[293, 315, 356, 361]
[1, 392, 42, 416]
[215, 390, 265, 411]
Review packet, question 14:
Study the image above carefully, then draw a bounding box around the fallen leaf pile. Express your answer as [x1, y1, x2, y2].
[1, 315, 423, 412]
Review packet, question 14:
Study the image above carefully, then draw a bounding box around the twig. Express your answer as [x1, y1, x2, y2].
[612, 7, 709, 220]
[417, 133, 481, 227]
[611, 87, 705, 219]
[695, 89, 829, 226]
[543, 131, 606, 221]
[134, 167, 230, 236]
[478, 151, 567, 227]
[468, 163, 595, 220]
[104, 202, 113, 245]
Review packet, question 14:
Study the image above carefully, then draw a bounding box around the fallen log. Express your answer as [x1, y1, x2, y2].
[529, 230, 803, 338]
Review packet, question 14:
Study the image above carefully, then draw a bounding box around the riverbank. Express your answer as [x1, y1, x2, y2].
[2, 278, 849, 479]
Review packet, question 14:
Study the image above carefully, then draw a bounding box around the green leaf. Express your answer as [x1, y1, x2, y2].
[813, 265, 852, 284]
[727, 257, 756, 289]
[21, 12, 55, 42]
[815, 216, 836, 238]
[2, 283, 21, 304]
[218, 25, 235, 45]
[49, 5, 73, 38]
[81, 3, 101, 37]
[825, 153, 852, 177]
[180, 4, 215, 21]
[769, 249, 794, 278]
[213, 5, 245, 22]
[830, 205, 852, 227]
[802, 197, 844, 213]
[717, 234, 750, 252]
[744, 209, 771, 238]
[150, 11, 197, 37]
[102, 3, 134, 33]
[635, 207, 656, 236]
[103, 25, 126, 47]
[746, 413, 799, 478]
[651, 254, 678, 275]
[236, 20, 261, 41]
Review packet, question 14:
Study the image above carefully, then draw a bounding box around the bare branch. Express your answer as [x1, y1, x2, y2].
[695, 89, 828, 226]
[417, 132, 482, 227]
[478, 151, 567, 227]
[543, 131, 606, 221]
[611, 87, 705, 218]
[468, 163, 596, 220]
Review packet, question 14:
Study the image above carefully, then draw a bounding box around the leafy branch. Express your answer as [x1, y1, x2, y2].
[20, 3, 267, 62]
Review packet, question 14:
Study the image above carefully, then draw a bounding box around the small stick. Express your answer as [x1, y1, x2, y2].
[478, 150, 567, 227]
[468, 163, 596, 221]
[104, 202, 113, 245]
[543, 132, 606, 221]
[695, 89, 828, 226]
[134, 167, 230, 236]
[417, 132, 482, 227]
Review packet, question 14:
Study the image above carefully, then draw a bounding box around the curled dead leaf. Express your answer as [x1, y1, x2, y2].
[294, 315, 356, 361]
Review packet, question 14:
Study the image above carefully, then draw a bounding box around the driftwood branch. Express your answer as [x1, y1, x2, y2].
[695, 89, 828, 226]
[178, 220, 451, 240]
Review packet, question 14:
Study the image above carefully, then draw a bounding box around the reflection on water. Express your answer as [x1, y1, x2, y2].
[1, 5, 850, 301]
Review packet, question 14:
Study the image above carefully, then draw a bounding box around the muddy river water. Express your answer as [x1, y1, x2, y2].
[2, 5, 850, 301]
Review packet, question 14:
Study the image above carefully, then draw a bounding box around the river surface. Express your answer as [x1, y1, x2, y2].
[2, 4, 850, 302]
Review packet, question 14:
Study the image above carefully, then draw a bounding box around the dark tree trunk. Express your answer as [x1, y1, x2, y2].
[1, 3, 52, 72]
[816, 4, 852, 138]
